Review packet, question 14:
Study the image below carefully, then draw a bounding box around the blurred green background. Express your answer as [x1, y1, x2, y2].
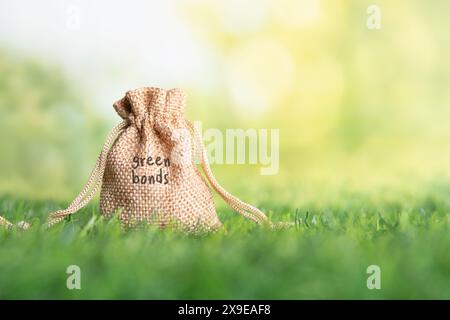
[1, 0, 450, 299]
[1, 0, 450, 200]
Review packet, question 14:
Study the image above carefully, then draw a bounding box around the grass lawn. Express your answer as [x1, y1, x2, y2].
[1, 180, 450, 299]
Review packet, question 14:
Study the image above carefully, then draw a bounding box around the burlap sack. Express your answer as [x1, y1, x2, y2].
[0, 87, 269, 232]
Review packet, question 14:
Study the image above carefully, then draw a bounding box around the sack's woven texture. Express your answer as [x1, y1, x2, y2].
[101, 87, 221, 232]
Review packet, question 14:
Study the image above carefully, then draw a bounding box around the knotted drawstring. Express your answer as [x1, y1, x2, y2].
[186, 120, 270, 226]
[0, 121, 127, 230]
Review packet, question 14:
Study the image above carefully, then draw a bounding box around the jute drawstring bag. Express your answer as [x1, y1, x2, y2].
[0, 87, 270, 232]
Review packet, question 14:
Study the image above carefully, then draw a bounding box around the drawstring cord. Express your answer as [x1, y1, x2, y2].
[0, 121, 127, 230]
[46, 121, 127, 227]
[186, 120, 270, 226]
[0, 216, 15, 229]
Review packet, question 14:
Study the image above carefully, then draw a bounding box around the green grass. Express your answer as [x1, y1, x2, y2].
[1, 182, 450, 299]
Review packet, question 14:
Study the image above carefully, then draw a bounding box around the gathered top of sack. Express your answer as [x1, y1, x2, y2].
[1, 87, 281, 233]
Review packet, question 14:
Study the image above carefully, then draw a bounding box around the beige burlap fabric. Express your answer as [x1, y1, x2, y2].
[0, 87, 270, 232]
[100, 87, 222, 232]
